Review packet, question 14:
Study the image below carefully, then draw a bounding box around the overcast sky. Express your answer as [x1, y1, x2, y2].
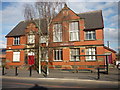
[1, 0, 119, 52]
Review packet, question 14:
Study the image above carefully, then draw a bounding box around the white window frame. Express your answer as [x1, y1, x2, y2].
[13, 52, 20, 62]
[54, 49, 63, 61]
[69, 21, 79, 41]
[53, 24, 62, 42]
[70, 48, 80, 61]
[40, 36, 47, 43]
[14, 37, 20, 45]
[85, 31, 96, 40]
[86, 48, 96, 61]
[28, 34, 35, 44]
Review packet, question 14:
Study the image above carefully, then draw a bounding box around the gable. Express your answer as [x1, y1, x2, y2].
[6, 19, 48, 37]
[52, 5, 80, 22]
[6, 21, 27, 37]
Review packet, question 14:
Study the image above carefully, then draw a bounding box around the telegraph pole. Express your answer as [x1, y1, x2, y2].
[107, 41, 109, 48]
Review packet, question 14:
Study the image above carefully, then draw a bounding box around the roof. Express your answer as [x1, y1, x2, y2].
[6, 19, 48, 37]
[104, 46, 116, 53]
[78, 10, 104, 30]
[6, 21, 27, 37]
[6, 9, 104, 37]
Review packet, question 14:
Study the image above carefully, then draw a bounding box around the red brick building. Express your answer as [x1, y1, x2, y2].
[5, 5, 116, 70]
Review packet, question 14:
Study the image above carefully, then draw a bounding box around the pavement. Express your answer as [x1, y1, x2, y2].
[1, 67, 120, 82]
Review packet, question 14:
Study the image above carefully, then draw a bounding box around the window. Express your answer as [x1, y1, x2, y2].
[14, 37, 20, 45]
[86, 48, 96, 61]
[28, 35, 35, 44]
[40, 36, 47, 43]
[54, 49, 63, 61]
[85, 31, 95, 40]
[70, 48, 80, 61]
[53, 24, 62, 42]
[69, 21, 79, 41]
[13, 52, 20, 62]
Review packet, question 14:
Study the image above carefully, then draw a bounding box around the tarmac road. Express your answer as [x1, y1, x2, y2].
[2, 76, 119, 89]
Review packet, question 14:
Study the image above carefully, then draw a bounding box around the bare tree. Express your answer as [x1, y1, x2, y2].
[24, 4, 36, 20]
[23, 1, 65, 75]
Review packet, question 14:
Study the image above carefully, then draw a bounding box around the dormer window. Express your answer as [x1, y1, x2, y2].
[14, 37, 20, 45]
[28, 34, 35, 44]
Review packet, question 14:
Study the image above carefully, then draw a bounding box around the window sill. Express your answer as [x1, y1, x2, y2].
[70, 60, 80, 62]
[27, 43, 35, 45]
[13, 44, 20, 46]
[12, 61, 20, 63]
[53, 60, 63, 62]
[53, 41, 62, 43]
[84, 39, 96, 41]
[69, 40, 80, 42]
[85, 60, 96, 62]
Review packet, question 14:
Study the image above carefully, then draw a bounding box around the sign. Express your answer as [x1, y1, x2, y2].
[60, 43, 74, 46]
[28, 55, 34, 65]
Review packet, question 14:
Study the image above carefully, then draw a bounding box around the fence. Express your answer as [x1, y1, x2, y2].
[2, 54, 110, 79]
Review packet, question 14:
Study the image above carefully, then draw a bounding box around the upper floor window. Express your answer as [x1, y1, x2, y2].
[70, 48, 80, 61]
[53, 24, 62, 42]
[14, 37, 20, 45]
[54, 49, 63, 61]
[40, 36, 47, 43]
[86, 47, 96, 61]
[28, 35, 35, 44]
[69, 21, 79, 41]
[85, 31, 95, 40]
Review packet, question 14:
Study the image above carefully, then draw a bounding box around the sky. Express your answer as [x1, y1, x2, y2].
[1, 0, 119, 53]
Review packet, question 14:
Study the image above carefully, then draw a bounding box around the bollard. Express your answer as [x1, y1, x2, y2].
[97, 67, 100, 80]
[2, 66, 5, 75]
[105, 56, 109, 74]
[15, 66, 18, 76]
[29, 66, 32, 77]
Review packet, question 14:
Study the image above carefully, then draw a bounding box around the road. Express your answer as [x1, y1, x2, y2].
[2, 76, 119, 89]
